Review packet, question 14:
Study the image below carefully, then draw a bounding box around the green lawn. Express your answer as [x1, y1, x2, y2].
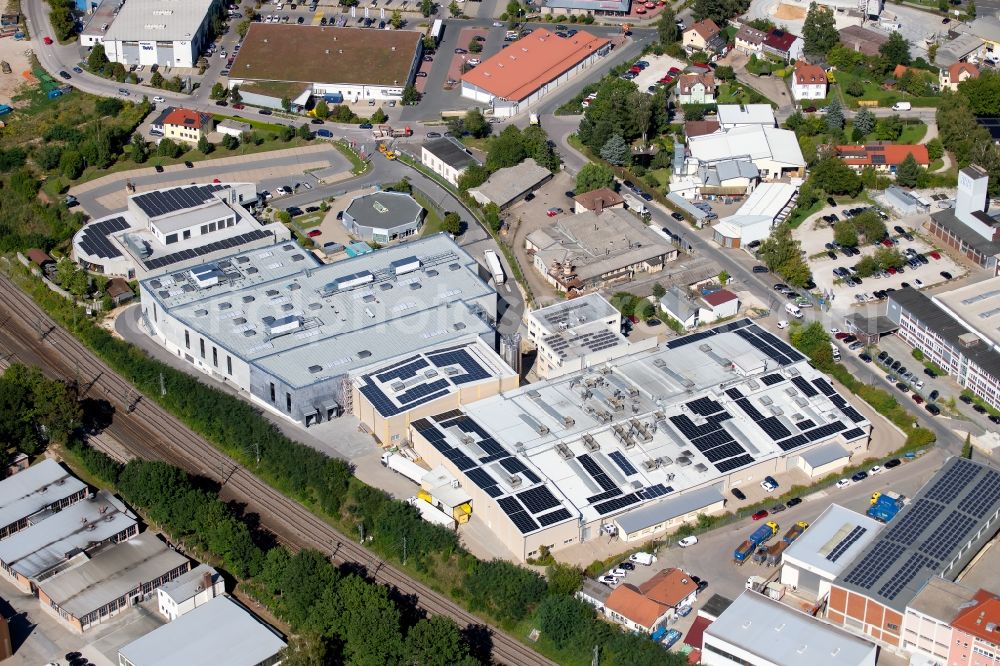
[716, 83, 750, 104]
[834, 71, 941, 109]
[899, 123, 928, 143]
[787, 198, 824, 229]
[649, 167, 671, 187]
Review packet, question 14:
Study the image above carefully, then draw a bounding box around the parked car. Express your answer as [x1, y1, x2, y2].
[618, 561, 636, 570]
[731, 488, 747, 501]
[751, 509, 769, 520]
[752, 265, 769, 273]
[926, 403, 941, 416]
[609, 568, 628, 578]
[786, 497, 802, 507]
[836, 478, 852, 489]
[941, 271, 953, 280]
[545, 207, 563, 217]
[770, 503, 786, 513]
[663, 629, 683, 649]
[884, 458, 902, 469]
[598, 575, 618, 585]
[760, 476, 778, 492]
[307, 229, 321, 237]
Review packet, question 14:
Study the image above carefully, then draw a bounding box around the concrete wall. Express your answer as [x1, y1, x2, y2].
[902, 607, 954, 663]
[828, 585, 904, 647]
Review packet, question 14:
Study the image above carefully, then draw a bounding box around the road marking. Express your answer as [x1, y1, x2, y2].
[313, 10, 324, 24]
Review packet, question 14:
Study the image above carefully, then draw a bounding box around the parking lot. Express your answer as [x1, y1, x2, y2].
[795, 212, 965, 307]
[628, 53, 687, 93]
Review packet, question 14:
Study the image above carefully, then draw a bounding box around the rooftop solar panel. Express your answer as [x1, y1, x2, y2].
[594, 492, 640, 516]
[517, 486, 561, 514]
[608, 451, 638, 476]
[827, 525, 868, 562]
[536, 508, 572, 527]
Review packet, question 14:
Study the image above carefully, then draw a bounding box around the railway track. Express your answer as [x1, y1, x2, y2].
[0, 275, 556, 666]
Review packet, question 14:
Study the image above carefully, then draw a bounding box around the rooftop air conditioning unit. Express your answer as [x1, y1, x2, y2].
[508, 474, 522, 489]
[556, 443, 573, 460]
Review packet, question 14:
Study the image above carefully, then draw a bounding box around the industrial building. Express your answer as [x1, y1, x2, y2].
[138, 235, 501, 427]
[228, 24, 423, 106]
[460, 28, 611, 118]
[711, 183, 799, 248]
[683, 126, 805, 181]
[887, 287, 1000, 410]
[80, 0, 220, 68]
[0, 459, 87, 540]
[157, 564, 225, 620]
[0, 491, 138, 592]
[703, 592, 878, 666]
[779, 504, 883, 601]
[117, 595, 286, 666]
[421, 138, 480, 187]
[524, 295, 653, 379]
[341, 191, 425, 244]
[71, 183, 287, 279]
[36, 535, 190, 633]
[468, 158, 552, 209]
[828, 457, 1000, 648]
[524, 207, 677, 294]
[407, 319, 871, 561]
[925, 165, 1000, 271]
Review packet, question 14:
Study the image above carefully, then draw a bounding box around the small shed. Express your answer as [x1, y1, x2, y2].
[106, 277, 134, 306]
[25, 249, 55, 272]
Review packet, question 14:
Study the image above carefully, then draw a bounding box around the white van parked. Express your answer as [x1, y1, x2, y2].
[892, 101, 911, 111]
[830, 343, 841, 361]
[784, 302, 803, 318]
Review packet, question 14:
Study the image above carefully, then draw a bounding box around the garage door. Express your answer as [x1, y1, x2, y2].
[796, 569, 823, 597]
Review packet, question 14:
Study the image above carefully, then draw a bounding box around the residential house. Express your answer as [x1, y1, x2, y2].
[734, 25, 766, 55]
[791, 61, 827, 100]
[949, 589, 1000, 666]
[834, 144, 929, 176]
[421, 137, 481, 187]
[763, 28, 803, 62]
[677, 73, 716, 105]
[604, 568, 699, 634]
[106, 277, 134, 306]
[161, 108, 213, 145]
[683, 19, 725, 53]
[940, 61, 980, 91]
[572, 187, 624, 214]
[660, 287, 741, 329]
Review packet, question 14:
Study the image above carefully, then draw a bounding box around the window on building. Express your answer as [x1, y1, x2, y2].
[227, 356, 232, 375]
[212, 346, 218, 367]
[184, 330, 190, 349]
[153, 303, 157, 322]
[286, 392, 292, 412]
[183, 230, 191, 240]
[269, 382, 275, 403]
[165, 233, 178, 244]
[199, 338, 205, 359]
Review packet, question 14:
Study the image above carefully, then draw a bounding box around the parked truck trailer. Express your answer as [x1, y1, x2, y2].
[380, 451, 427, 484]
[406, 496, 456, 529]
[484, 249, 505, 285]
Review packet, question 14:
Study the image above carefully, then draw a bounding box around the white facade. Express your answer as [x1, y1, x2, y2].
[157, 565, 225, 621]
[792, 79, 828, 100]
[95, 0, 220, 68]
[420, 140, 479, 187]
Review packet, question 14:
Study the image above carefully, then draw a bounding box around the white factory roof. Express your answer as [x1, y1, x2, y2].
[38, 534, 189, 619]
[0, 491, 137, 579]
[140, 235, 495, 388]
[713, 182, 798, 239]
[118, 596, 286, 666]
[706, 591, 878, 666]
[688, 126, 805, 167]
[782, 504, 883, 579]
[527, 294, 629, 363]
[0, 459, 86, 531]
[716, 104, 776, 126]
[413, 320, 871, 535]
[104, 0, 218, 42]
[932, 274, 1000, 352]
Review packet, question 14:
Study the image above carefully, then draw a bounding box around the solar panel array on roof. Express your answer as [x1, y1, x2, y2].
[143, 230, 269, 271]
[670, 408, 750, 471]
[78, 216, 130, 259]
[827, 525, 868, 562]
[734, 326, 802, 366]
[664, 318, 753, 349]
[133, 184, 226, 219]
[839, 458, 1000, 606]
[427, 349, 491, 385]
[608, 451, 638, 476]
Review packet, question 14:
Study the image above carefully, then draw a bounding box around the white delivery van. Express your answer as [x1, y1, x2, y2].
[785, 302, 803, 318]
[892, 101, 911, 111]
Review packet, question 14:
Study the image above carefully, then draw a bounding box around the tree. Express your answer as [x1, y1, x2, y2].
[853, 107, 876, 137]
[825, 98, 845, 133]
[281, 96, 292, 112]
[279, 634, 330, 666]
[546, 562, 584, 596]
[402, 84, 420, 105]
[458, 164, 489, 191]
[758, 223, 813, 288]
[210, 82, 227, 100]
[788, 320, 835, 365]
[484, 202, 501, 232]
[957, 70, 1000, 116]
[130, 134, 150, 163]
[314, 100, 329, 120]
[336, 575, 404, 665]
[845, 79, 864, 97]
[879, 31, 911, 70]
[420, 0, 434, 15]
[59, 149, 85, 179]
[463, 559, 546, 624]
[464, 108, 491, 138]
[485, 125, 526, 170]
[230, 86, 242, 104]
[657, 7, 679, 45]
[96, 97, 124, 116]
[297, 123, 313, 140]
[536, 595, 595, 650]
[150, 71, 164, 88]
[652, 282, 667, 298]
[198, 135, 213, 155]
[222, 134, 239, 150]
[714, 65, 735, 81]
[576, 162, 615, 194]
[718, 270, 730, 284]
[926, 137, 943, 160]
[812, 156, 862, 196]
[404, 616, 477, 666]
[600, 134, 631, 166]
[442, 211, 461, 235]
[834, 219, 859, 247]
[279, 124, 295, 142]
[802, 2, 839, 57]
[157, 138, 182, 158]
[895, 153, 922, 187]
[88, 44, 109, 72]
[35, 145, 63, 171]
[449, 0, 461, 16]
[962, 432, 973, 459]
[875, 115, 903, 141]
[390, 8, 404, 28]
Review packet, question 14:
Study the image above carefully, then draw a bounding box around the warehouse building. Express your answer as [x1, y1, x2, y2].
[341, 191, 424, 244]
[828, 457, 1000, 648]
[0, 459, 87, 540]
[524, 207, 677, 294]
[460, 28, 611, 118]
[228, 24, 423, 106]
[138, 235, 500, 427]
[118, 595, 286, 666]
[468, 158, 552, 209]
[704, 592, 878, 666]
[36, 534, 190, 633]
[72, 183, 286, 279]
[157, 564, 225, 620]
[82, 0, 221, 68]
[408, 319, 871, 561]
[684, 126, 805, 181]
[711, 182, 799, 248]
[421, 138, 480, 187]
[779, 504, 883, 601]
[0, 491, 138, 592]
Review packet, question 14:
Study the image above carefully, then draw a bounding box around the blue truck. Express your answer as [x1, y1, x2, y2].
[734, 521, 778, 564]
[868, 492, 905, 523]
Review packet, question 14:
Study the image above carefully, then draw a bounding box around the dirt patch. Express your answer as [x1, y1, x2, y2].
[0, 37, 33, 105]
[774, 3, 807, 19]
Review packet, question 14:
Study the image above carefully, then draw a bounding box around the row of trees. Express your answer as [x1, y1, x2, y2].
[832, 210, 887, 248]
[0, 364, 81, 457]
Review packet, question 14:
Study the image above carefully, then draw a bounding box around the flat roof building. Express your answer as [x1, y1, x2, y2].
[903, 577, 973, 664]
[72, 183, 286, 279]
[460, 28, 611, 118]
[157, 563, 225, 621]
[716, 104, 777, 129]
[118, 595, 286, 666]
[684, 126, 805, 181]
[0, 459, 87, 540]
[81, 0, 219, 68]
[887, 288, 1000, 410]
[37, 534, 190, 633]
[524, 207, 678, 294]
[711, 182, 799, 248]
[228, 24, 423, 105]
[0, 491, 138, 592]
[341, 191, 425, 245]
[780, 504, 884, 600]
[704, 592, 878, 666]
[469, 158, 552, 209]
[828, 456, 1000, 648]
[408, 319, 871, 560]
[925, 166, 1000, 271]
[933, 273, 1000, 353]
[138, 234, 500, 427]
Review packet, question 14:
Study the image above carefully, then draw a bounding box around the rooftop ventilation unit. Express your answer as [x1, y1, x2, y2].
[582, 433, 599, 452]
[760, 396, 773, 406]
[265, 314, 302, 337]
[508, 474, 522, 489]
[555, 442, 573, 460]
[642, 458, 661, 471]
[699, 343, 713, 352]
